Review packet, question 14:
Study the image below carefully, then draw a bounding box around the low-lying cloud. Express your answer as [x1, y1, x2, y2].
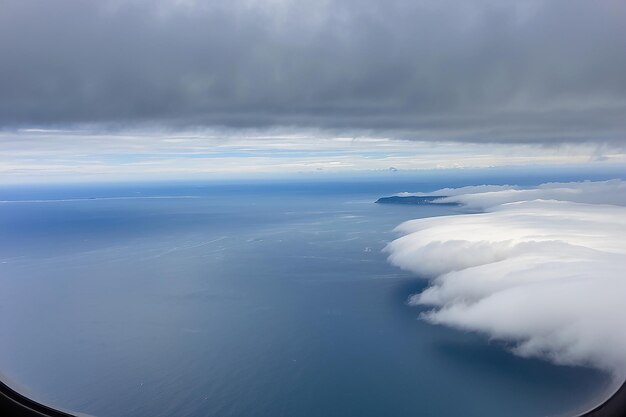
[385, 180, 626, 379]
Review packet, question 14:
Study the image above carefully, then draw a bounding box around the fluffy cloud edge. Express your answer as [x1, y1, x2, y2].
[385, 180, 626, 381]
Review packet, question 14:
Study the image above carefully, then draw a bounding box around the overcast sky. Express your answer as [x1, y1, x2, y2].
[1, 0, 625, 181]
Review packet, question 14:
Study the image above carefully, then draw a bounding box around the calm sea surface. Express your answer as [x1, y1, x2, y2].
[0, 177, 613, 417]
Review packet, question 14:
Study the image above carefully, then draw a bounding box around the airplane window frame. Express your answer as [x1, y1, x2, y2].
[0, 374, 624, 417]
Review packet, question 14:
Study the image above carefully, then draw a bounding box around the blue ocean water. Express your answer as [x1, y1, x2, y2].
[0, 177, 613, 417]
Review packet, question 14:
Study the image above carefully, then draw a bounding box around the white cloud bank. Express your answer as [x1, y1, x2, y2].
[385, 180, 626, 379]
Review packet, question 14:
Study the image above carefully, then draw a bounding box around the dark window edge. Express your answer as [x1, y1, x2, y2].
[0, 379, 80, 417]
[1, 376, 624, 417]
[578, 380, 626, 417]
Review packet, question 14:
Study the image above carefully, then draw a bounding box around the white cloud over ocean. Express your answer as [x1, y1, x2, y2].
[385, 180, 626, 379]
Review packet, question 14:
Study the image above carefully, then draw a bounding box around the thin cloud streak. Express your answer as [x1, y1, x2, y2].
[1, 130, 625, 183]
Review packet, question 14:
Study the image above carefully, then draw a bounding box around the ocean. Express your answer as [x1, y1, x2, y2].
[0, 175, 613, 417]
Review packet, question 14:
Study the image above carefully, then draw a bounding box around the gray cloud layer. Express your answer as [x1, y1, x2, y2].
[2, 0, 626, 144]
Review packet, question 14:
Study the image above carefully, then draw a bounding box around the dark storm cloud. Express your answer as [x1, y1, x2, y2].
[1, 0, 626, 144]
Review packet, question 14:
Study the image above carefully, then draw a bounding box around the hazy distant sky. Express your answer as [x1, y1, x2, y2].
[1, 0, 625, 181]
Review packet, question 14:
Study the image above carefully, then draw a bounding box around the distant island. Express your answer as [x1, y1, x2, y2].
[375, 195, 456, 205]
